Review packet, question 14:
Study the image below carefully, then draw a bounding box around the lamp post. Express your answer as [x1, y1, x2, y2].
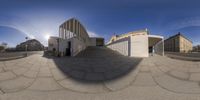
[25, 37, 28, 56]
[56, 38, 60, 57]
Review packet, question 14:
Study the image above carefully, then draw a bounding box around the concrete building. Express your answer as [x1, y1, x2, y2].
[48, 37, 60, 52]
[48, 18, 104, 56]
[89, 37, 104, 46]
[164, 33, 193, 53]
[107, 29, 164, 57]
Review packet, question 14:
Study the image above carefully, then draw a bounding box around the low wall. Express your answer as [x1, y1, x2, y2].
[107, 35, 149, 57]
[107, 37, 130, 56]
[165, 52, 200, 58]
[154, 40, 164, 56]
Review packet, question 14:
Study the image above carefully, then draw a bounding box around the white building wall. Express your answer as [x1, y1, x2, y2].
[130, 35, 149, 57]
[59, 39, 69, 55]
[48, 37, 59, 51]
[107, 40, 129, 56]
[56, 37, 87, 56]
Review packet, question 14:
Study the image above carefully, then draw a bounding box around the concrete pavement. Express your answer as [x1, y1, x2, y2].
[0, 48, 200, 99]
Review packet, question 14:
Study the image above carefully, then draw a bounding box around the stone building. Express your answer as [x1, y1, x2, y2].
[164, 33, 193, 53]
[48, 18, 104, 56]
[107, 29, 164, 57]
[16, 39, 44, 51]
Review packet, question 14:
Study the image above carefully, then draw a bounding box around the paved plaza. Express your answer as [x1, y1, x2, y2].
[0, 47, 200, 100]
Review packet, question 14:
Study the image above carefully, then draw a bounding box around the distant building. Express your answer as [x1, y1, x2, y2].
[193, 45, 200, 52]
[107, 29, 164, 57]
[0, 42, 7, 52]
[48, 37, 60, 52]
[16, 39, 44, 51]
[89, 37, 104, 46]
[48, 18, 104, 56]
[164, 33, 193, 53]
[0, 42, 7, 48]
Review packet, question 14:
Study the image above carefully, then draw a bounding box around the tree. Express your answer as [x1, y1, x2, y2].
[0, 46, 5, 52]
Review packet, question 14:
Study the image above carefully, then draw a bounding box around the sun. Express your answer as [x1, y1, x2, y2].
[44, 34, 50, 40]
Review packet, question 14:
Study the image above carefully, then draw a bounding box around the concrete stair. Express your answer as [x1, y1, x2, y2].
[76, 46, 124, 58]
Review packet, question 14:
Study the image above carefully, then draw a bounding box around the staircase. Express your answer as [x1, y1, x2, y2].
[76, 46, 124, 58]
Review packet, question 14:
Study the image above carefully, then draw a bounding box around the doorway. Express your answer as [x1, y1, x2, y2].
[66, 41, 71, 56]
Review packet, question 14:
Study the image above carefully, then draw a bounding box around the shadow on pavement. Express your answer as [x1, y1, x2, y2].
[43, 47, 143, 83]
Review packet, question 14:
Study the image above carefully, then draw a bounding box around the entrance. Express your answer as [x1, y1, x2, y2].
[148, 35, 164, 56]
[66, 42, 71, 56]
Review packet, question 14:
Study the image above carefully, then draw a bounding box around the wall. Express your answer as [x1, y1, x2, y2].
[164, 36, 180, 52]
[107, 35, 149, 57]
[154, 40, 164, 56]
[52, 37, 87, 56]
[107, 37, 130, 56]
[130, 35, 149, 57]
[59, 18, 90, 47]
[48, 37, 59, 51]
[164, 34, 193, 53]
[59, 38, 69, 56]
[96, 38, 104, 46]
[71, 38, 87, 56]
[89, 38, 97, 46]
[89, 38, 104, 46]
[180, 36, 193, 53]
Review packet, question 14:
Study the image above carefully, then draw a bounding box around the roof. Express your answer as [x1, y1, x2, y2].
[116, 28, 149, 38]
[165, 32, 193, 43]
[90, 37, 104, 39]
[148, 35, 164, 39]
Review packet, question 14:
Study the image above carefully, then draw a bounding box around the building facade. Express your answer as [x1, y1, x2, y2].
[59, 18, 90, 46]
[164, 33, 193, 53]
[89, 37, 104, 46]
[48, 37, 59, 52]
[107, 29, 164, 57]
[48, 18, 104, 56]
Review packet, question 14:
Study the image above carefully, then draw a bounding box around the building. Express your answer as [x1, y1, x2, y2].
[164, 33, 193, 53]
[89, 37, 104, 46]
[48, 37, 60, 52]
[107, 29, 164, 57]
[0, 42, 7, 52]
[16, 39, 44, 51]
[0, 42, 7, 48]
[48, 18, 104, 56]
[193, 45, 200, 52]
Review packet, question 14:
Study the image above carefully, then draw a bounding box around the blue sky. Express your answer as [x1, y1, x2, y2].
[0, 0, 200, 47]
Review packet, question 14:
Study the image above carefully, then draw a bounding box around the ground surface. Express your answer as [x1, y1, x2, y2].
[0, 47, 200, 100]
[0, 51, 43, 61]
[165, 52, 200, 61]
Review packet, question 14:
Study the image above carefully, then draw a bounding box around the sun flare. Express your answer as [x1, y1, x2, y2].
[44, 34, 50, 40]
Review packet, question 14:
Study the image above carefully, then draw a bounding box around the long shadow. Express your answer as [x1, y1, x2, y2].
[43, 47, 143, 83]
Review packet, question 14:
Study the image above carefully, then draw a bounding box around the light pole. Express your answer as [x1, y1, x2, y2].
[56, 38, 60, 57]
[25, 37, 28, 56]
